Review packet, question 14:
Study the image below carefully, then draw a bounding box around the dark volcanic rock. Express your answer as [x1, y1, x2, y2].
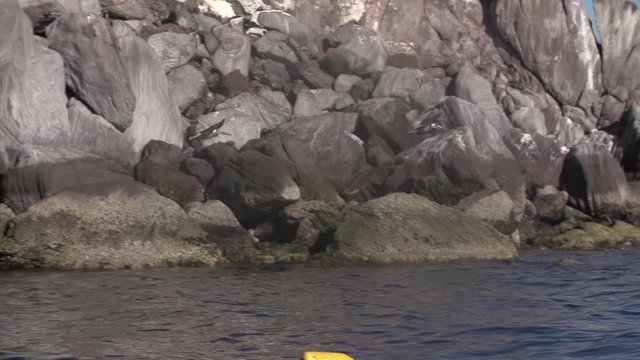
[560, 141, 633, 217]
[250, 58, 290, 91]
[278, 113, 370, 193]
[47, 13, 136, 132]
[357, 98, 420, 152]
[181, 157, 215, 186]
[321, 22, 387, 76]
[196, 142, 237, 171]
[210, 149, 300, 223]
[330, 193, 517, 263]
[135, 141, 204, 206]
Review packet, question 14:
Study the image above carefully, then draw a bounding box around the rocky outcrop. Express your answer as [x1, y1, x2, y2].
[47, 13, 136, 131]
[0, 181, 217, 269]
[595, 0, 640, 101]
[494, 0, 602, 107]
[330, 193, 517, 263]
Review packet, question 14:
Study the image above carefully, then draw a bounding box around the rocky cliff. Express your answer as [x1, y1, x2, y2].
[1, 0, 640, 269]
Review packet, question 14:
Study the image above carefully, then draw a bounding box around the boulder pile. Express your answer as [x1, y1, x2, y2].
[1, 0, 640, 269]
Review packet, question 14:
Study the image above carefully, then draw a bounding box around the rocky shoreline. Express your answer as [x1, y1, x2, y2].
[1, 0, 640, 270]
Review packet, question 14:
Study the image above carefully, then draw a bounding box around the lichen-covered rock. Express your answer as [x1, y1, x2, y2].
[536, 221, 640, 250]
[47, 12, 136, 131]
[330, 193, 517, 263]
[455, 190, 519, 234]
[0, 181, 216, 270]
[185, 200, 254, 247]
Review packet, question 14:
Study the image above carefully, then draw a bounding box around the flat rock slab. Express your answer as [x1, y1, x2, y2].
[330, 192, 517, 263]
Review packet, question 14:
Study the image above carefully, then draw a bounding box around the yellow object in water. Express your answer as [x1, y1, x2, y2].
[302, 351, 355, 360]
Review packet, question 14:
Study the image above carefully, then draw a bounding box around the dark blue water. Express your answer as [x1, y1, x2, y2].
[1, 249, 639, 359]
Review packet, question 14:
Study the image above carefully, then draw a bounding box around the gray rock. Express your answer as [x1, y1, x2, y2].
[510, 107, 547, 135]
[1, 181, 216, 269]
[19, 0, 101, 30]
[334, 74, 362, 93]
[135, 141, 204, 206]
[0, 204, 15, 237]
[99, 0, 154, 20]
[384, 97, 525, 210]
[147, 32, 197, 72]
[357, 98, 419, 152]
[322, 22, 387, 76]
[494, 0, 602, 106]
[256, 10, 316, 46]
[533, 185, 568, 222]
[210, 149, 301, 223]
[561, 141, 632, 217]
[257, 88, 292, 114]
[250, 58, 290, 91]
[185, 200, 254, 247]
[372, 67, 441, 107]
[365, 136, 395, 166]
[252, 31, 299, 68]
[278, 112, 370, 192]
[67, 98, 136, 167]
[330, 193, 517, 263]
[334, 92, 356, 111]
[293, 89, 322, 117]
[411, 79, 447, 110]
[47, 13, 136, 132]
[595, 0, 640, 97]
[2, 146, 133, 213]
[0, 2, 70, 147]
[601, 94, 627, 125]
[503, 130, 567, 190]
[167, 64, 208, 111]
[116, 32, 185, 153]
[195, 142, 237, 171]
[216, 92, 290, 130]
[212, 26, 251, 77]
[181, 157, 215, 186]
[456, 189, 520, 234]
[196, 109, 262, 150]
[453, 68, 512, 134]
[299, 62, 335, 89]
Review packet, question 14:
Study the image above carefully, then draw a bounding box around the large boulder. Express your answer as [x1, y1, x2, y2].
[357, 98, 420, 152]
[595, 0, 640, 99]
[278, 113, 370, 192]
[67, 98, 136, 167]
[383, 97, 525, 208]
[560, 141, 633, 217]
[135, 141, 204, 206]
[116, 32, 185, 153]
[494, 0, 602, 106]
[210, 149, 300, 223]
[2, 146, 133, 214]
[47, 12, 136, 131]
[329, 193, 517, 263]
[372, 67, 446, 109]
[0, 2, 70, 146]
[321, 22, 387, 76]
[0, 181, 218, 270]
[185, 200, 254, 248]
[167, 64, 208, 112]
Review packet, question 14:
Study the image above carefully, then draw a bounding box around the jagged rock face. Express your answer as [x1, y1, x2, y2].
[560, 141, 633, 217]
[330, 193, 517, 263]
[47, 13, 136, 131]
[493, 0, 602, 107]
[595, 0, 640, 101]
[0, 2, 70, 147]
[357, 98, 420, 152]
[116, 32, 184, 153]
